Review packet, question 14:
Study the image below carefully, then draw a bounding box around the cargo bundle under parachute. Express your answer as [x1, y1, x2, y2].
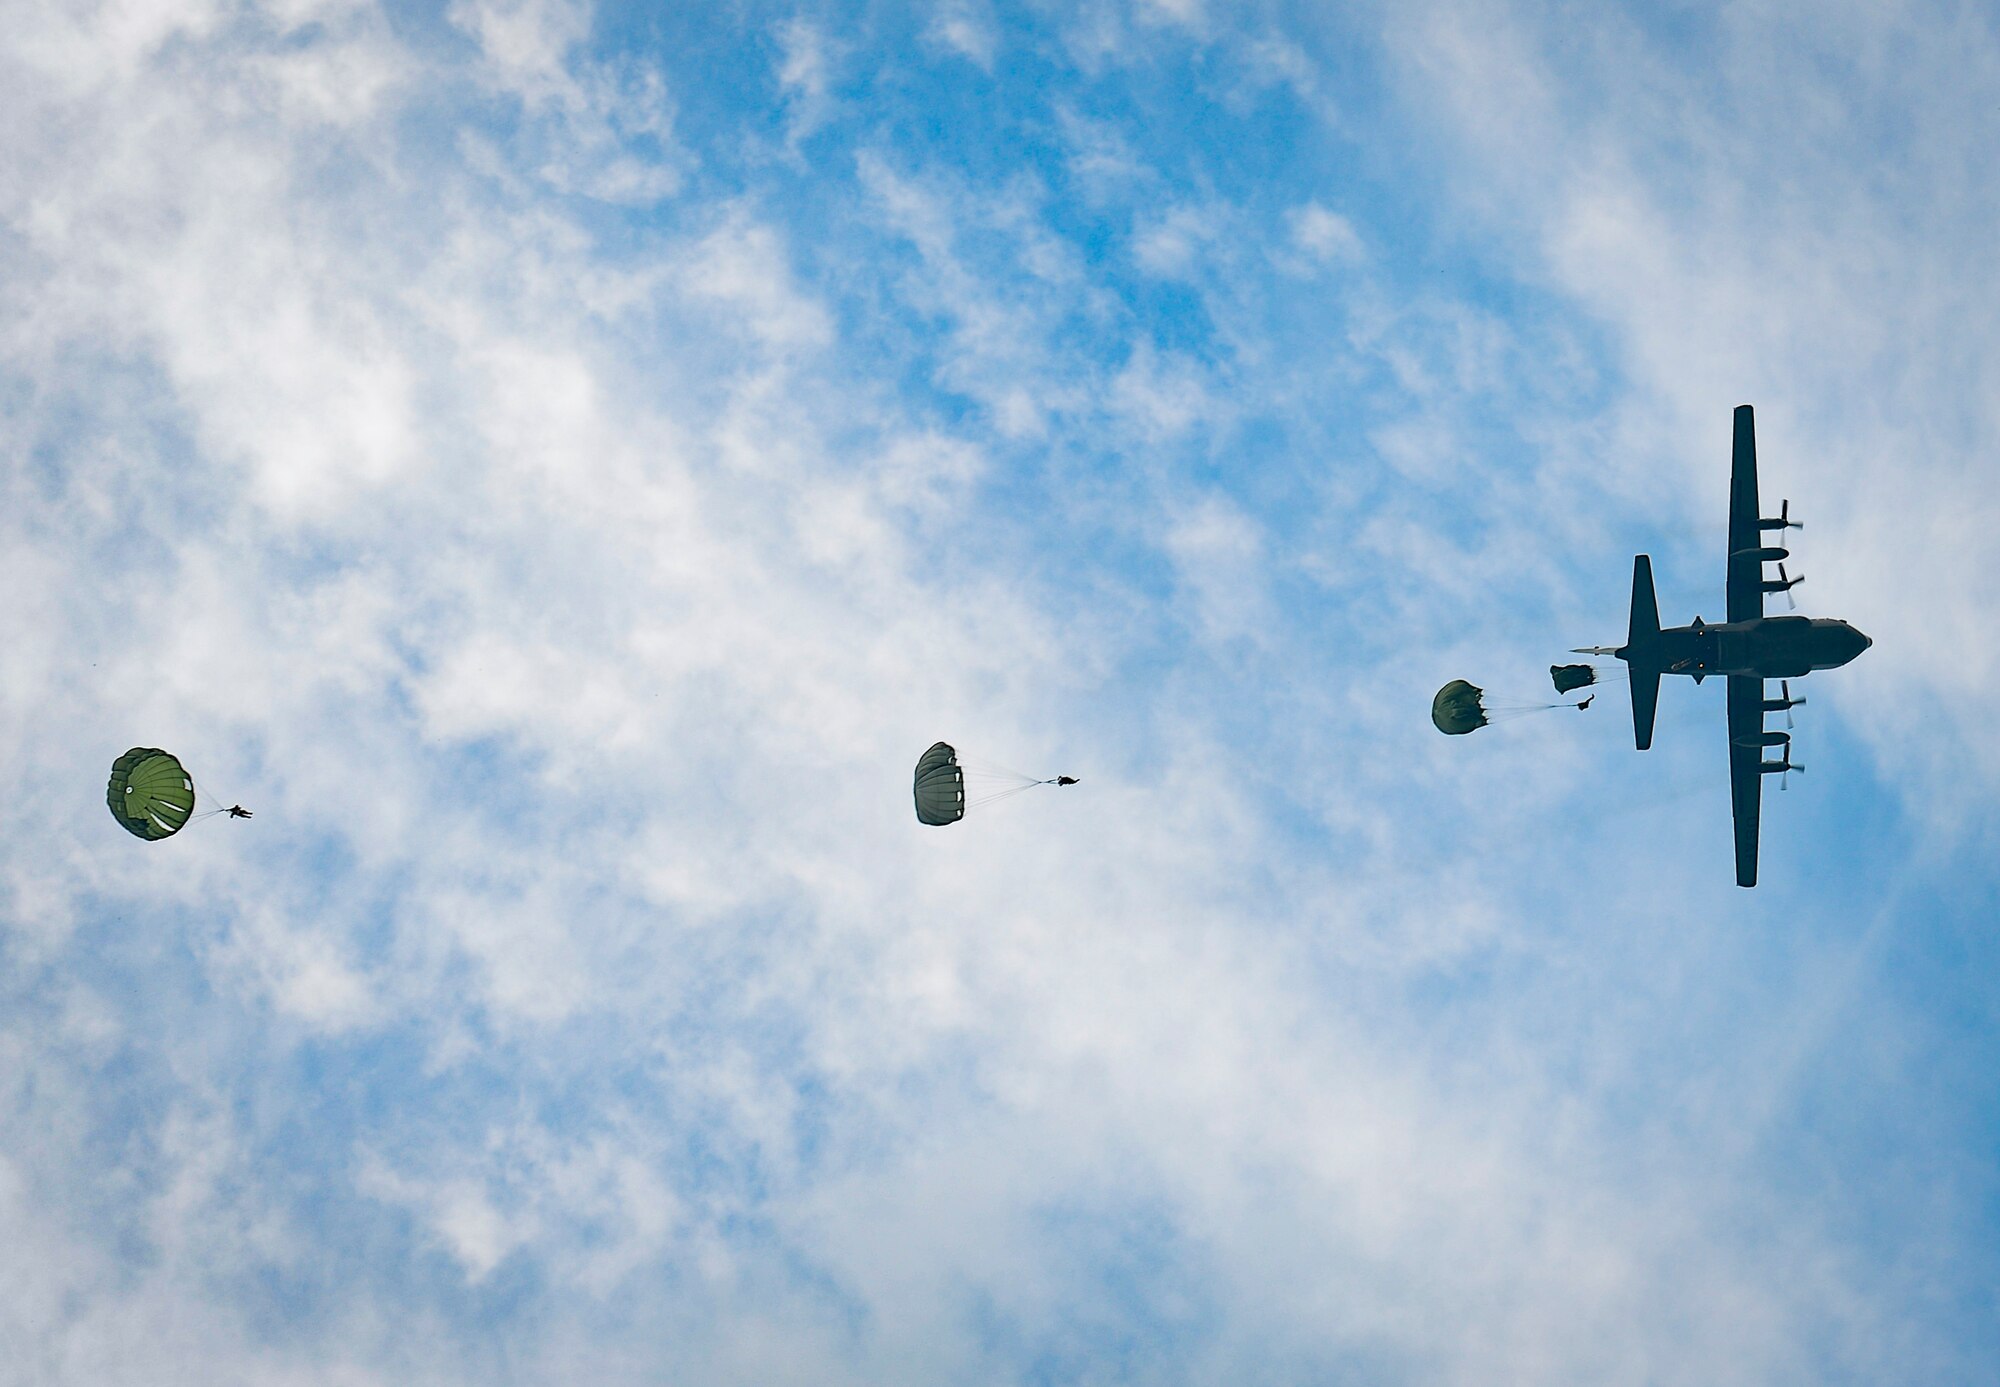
[912, 741, 1077, 826]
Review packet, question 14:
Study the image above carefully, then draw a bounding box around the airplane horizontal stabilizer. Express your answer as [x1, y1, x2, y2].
[1622, 554, 1664, 749]
[1630, 666, 1662, 751]
[1627, 554, 1661, 653]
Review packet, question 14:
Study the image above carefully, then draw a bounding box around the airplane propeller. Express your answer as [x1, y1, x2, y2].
[1762, 562, 1805, 610]
[1761, 679, 1805, 728]
[1776, 732, 1804, 791]
[1757, 729, 1805, 790]
[1761, 499, 1803, 532]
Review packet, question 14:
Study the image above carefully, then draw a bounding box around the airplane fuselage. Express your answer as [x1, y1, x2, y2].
[1623, 614, 1872, 682]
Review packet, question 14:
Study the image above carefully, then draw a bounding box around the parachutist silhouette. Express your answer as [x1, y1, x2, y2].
[227, 805, 253, 819]
[1055, 776, 1078, 786]
[1577, 696, 1593, 711]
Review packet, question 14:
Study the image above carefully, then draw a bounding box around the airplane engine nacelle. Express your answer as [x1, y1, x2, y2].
[1733, 731, 1791, 748]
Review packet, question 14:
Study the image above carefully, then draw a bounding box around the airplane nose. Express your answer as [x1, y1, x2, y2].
[1854, 627, 1873, 653]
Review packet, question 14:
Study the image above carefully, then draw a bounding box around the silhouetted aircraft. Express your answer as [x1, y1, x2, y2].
[1574, 406, 1871, 887]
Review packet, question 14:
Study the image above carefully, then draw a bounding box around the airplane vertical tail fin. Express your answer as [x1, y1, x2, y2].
[1626, 555, 1662, 750]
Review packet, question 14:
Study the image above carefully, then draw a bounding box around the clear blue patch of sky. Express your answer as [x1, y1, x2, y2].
[966, 1192, 1225, 1386]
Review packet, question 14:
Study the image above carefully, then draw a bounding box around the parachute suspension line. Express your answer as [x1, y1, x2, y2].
[186, 773, 222, 822]
[957, 756, 1039, 784]
[957, 755, 1048, 804]
[968, 775, 1071, 808]
[1474, 702, 1589, 724]
[969, 783, 1044, 809]
[972, 778, 1080, 806]
[184, 772, 251, 826]
[1435, 677, 1601, 737]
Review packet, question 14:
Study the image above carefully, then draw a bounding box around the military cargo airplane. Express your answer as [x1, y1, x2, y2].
[1573, 406, 1871, 887]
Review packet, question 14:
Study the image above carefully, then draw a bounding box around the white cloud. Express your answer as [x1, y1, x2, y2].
[680, 214, 837, 352]
[1107, 338, 1219, 442]
[1288, 201, 1365, 265]
[360, 1160, 539, 1283]
[775, 16, 839, 145]
[1163, 494, 1268, 644]
[1134, 0, 1207, 37]
[1132, 201, 1227, 278]
[926, 0, 998, 69]
[448, 0, 589, 94]
[452, 0, 685, 202]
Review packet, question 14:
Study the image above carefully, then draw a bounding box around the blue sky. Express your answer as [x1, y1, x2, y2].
[4, 0, 1998, 1382]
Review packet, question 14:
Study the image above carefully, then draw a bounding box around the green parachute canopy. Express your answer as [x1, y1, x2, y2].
[1550, 663, 1598, 695]
[913, 742, 966, 825]
[1430, 680, 1489, 736]
[107, 747, 196, 840]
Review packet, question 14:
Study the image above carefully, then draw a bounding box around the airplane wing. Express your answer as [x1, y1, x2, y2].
[1727, 674, 1763, 887]
[1726, 404, 1764, 623]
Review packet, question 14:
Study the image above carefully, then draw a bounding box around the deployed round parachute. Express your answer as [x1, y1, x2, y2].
[106, 747, 196, 839]
[1431, 680, 1490, 735]
[1550, 663, 1598, 695]
[912, 741, 1076, 826]
[913, 741, 966, 825]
